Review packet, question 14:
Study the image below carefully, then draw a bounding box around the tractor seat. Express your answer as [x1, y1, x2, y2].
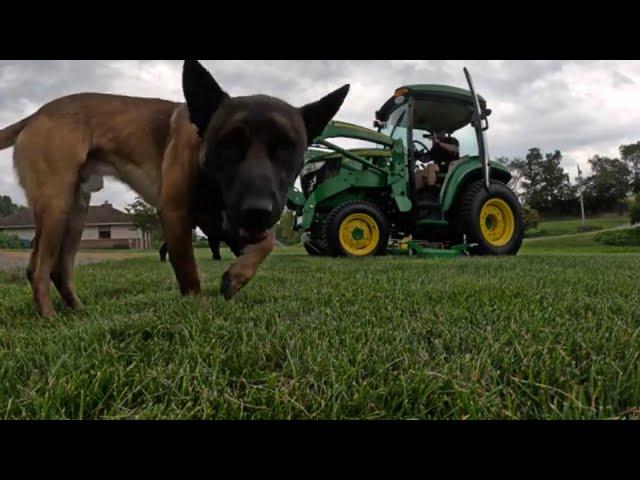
[416, 199, 440, 209]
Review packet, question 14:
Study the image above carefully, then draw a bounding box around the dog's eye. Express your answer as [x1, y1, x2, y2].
[217, 129, 248, 162]
[219, 131, 246, 149]
[271, 136, 295, 156]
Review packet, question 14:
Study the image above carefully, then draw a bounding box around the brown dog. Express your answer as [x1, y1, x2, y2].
[0, 60, 349, 318]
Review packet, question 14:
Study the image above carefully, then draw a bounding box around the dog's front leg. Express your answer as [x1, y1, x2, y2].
[160, 104, 203, 296]
[221, 230, 275, 300]
[160, 209, 201, 296]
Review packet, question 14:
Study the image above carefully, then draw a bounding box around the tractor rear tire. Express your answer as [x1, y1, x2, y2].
[324, 201, 390, 257]
[454, 179, 524, 255]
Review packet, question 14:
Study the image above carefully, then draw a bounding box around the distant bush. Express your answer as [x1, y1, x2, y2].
[630, 201, 640, 225]
[522, 207, 541, 231]
[0, 232, 23, 249]
[275, 211, 301, 246]
[594, 228, 640, 246]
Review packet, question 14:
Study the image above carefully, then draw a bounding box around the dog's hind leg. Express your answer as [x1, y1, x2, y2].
[196, 216, 222, 261]
[159, 242, 168, 262]
[26, 225, 40, 284]
[14, 122, 89, 319]
[209, 237, 222, 261]
[50, 187, 90, 310]
[28, 183, 77, 319]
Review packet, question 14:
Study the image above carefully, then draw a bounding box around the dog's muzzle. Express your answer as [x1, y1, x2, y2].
[236, 198, 273, 244]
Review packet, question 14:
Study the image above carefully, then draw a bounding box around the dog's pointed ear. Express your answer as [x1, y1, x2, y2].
[300, 84, 350, 145]
[182, 60, 229, 137]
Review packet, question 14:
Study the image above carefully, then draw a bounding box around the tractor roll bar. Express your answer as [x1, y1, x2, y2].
[463, 67, 490, 190]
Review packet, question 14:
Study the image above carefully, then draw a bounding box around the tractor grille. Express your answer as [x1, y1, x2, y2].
[301, 158, 341, 196]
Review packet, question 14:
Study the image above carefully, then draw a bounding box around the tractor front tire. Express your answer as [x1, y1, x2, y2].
[324, 201, 390, 257]
[302, 232, 327, 256]
[454, 179, 524, 255]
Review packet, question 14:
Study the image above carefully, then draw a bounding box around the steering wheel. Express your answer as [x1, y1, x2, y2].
[412, 140, 431, 164]
[412, 140, 430, 154]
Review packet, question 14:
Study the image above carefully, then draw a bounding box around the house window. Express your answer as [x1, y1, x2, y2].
[98, 225, 111, 239]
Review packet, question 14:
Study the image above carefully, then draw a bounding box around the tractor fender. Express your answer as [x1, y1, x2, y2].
[298, 168, 393, 230]
[440, 158, 512, 213]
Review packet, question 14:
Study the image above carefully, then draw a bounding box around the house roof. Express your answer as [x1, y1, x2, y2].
[0, 201, 134, 228]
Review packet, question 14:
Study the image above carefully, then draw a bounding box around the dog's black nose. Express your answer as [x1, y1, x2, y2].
[240, 201, 273, 231]
[241, 208, 272, 230]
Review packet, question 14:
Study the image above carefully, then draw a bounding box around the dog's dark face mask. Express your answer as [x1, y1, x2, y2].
[182, 60, 350, 243]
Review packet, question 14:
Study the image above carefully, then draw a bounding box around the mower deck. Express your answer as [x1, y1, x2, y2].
[387, 239, 469, 258]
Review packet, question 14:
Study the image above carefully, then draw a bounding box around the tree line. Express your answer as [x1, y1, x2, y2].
[496, 140, 640, 217]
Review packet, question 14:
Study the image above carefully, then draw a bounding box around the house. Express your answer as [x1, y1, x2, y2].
[0, 201, 151, 249]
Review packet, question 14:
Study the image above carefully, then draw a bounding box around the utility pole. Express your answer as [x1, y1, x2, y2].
[577, 165, 586, 226]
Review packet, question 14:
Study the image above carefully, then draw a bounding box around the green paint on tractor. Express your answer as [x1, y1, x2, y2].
[287, 68, 525, 259]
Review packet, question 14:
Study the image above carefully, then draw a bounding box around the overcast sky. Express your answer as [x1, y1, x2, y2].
[1, 60, 640, 210]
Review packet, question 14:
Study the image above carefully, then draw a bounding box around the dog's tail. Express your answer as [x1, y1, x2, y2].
[0, 116, 32, 150]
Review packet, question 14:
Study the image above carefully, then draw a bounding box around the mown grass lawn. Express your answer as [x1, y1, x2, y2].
[525, 215, 629, 238]
[1, 244, 639, 419]
[522, 226, 640, 255]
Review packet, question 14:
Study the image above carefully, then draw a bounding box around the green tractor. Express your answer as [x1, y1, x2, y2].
[286, 68, 524, 257]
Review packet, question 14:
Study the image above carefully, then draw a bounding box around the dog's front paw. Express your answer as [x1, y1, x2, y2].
[220, 270, 238, 300]
[220, 262, 256, 300]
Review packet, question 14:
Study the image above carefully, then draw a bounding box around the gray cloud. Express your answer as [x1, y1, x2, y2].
[1, 60, 640, 209]
[612, 70, 635, 87]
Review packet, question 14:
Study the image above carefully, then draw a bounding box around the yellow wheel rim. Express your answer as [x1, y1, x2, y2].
[479, 198, 515, 247]
[338, 213, 380, 256]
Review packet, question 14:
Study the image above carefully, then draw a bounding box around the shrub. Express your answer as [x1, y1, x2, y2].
[0, 231, 23, 249]
[522, 207, 541, 231]
[630, 201, 640, 226]
[594, 227, 640, 246]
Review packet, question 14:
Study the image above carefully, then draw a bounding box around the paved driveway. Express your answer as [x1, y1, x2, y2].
[0, 250, 149, 270]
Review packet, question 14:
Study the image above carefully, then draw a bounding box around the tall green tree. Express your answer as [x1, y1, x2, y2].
[125, 197, 163, 243]
[619, 141, 640, 194]
[495, 156, 527, 198]
[582, 155, 632, 213]
[521, 148, 576, 212]
[0, 195, 20, 217]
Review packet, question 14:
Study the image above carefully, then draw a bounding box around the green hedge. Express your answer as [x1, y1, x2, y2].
[522, 207, 540, 231]
[630, 201, 640, 225]
[0, 231, 24, 249]
[594, 227, 640, 246]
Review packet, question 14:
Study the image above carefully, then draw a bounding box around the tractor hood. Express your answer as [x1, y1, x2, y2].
[303, 120, 394, 166]
[375, 84, 491, 134]
[311, 120, 393, 147]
